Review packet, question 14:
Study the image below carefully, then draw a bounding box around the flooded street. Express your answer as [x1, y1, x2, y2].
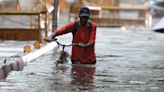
[0, 27, 164, 92]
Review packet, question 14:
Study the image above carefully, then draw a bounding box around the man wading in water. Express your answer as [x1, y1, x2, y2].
[45, 6, 97, 64]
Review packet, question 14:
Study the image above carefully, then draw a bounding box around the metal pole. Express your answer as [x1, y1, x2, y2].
[52, 0, 59, 32]
[43, 0, 48, 37]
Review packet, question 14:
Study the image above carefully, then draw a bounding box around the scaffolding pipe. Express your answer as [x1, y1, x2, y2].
[52, 0, 59, 32]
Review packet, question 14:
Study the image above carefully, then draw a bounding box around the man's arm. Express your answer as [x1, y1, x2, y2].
[45, 22, 74, 42]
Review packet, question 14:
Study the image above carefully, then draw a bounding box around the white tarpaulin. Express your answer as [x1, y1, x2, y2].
[153, 17, 164, 32]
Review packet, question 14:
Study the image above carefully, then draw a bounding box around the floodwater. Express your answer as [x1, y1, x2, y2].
[0, 27, 164, 92]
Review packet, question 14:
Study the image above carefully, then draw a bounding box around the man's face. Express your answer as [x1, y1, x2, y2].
[80, 16, 89, 26]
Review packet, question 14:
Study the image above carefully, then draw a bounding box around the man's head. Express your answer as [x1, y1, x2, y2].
[79, 6, 90, 18]
[79, 6, 90, 26]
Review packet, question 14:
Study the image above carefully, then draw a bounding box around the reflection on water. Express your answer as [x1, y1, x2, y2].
[53, 64, 96, 91]
[71, 65, 95, 90]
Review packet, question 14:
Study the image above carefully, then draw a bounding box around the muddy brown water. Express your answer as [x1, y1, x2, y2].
[0, 27, 164, 92]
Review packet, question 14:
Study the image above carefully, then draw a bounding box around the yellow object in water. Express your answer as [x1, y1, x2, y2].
[24, 45, 31, 53]
[41, 39, 47, 44]
[34, 42, 40, 49]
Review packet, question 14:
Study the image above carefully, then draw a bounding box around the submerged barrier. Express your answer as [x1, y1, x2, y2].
[0, 41, 58, 80]
[153, 17, 164, 33]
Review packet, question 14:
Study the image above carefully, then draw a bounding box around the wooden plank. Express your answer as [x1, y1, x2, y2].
[101, 6, 149, 11]
[0, 29, 41, 41]
[91, 17, 145, 26]
[0, 10, 42, 15]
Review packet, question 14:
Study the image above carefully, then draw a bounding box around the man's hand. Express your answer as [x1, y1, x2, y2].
[44, 32, 57, 42]
[77, 42, 86, 48]
[44, 37, 53, 42]
[77, 42, 91, 48]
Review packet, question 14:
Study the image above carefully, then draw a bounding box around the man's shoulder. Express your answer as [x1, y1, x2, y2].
[90, 21, 96, 27]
